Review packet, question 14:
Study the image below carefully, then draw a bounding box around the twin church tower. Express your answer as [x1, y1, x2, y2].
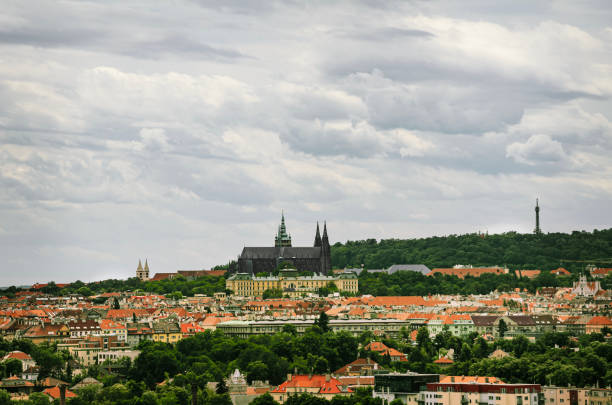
[238, 213, 332, 275]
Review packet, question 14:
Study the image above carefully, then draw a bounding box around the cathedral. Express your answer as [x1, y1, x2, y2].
[236, 213, 332, 275]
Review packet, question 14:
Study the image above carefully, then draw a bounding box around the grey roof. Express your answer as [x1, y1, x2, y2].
[240, 246, 321, 259]
[348, 264, 431, 275]
[471, 316, 499, 326]
[387, 264, 431, 275]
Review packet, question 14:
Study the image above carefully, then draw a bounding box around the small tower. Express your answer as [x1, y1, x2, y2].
[314, 222, 322, 247]
[534, 198, 542, 235]
[320, 221, 331, 275]
[274, 211, 292, 247]
[136, 259, 149, 281]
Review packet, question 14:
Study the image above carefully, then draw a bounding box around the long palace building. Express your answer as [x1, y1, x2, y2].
[226, 268, 358, 297]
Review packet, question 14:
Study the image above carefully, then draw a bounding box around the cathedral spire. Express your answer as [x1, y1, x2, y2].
[137, 259, 143, 271]
[322, 221, 328, 240]
[144, 259, 149, 271]
[314, 222, 322, 247]
[275, 211, 292, 247]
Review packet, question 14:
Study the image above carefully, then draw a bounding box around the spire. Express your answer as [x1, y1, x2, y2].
[534, 198, 541, 235]
[144, 259, 149, 272]
[275, 211, 292, 247]
[322, 221, 328, 240]
[314, 222, 322, 247]
[137, 259, 143, 271]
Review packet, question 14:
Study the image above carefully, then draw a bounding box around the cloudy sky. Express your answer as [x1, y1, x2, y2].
[1, 1, 611, 285]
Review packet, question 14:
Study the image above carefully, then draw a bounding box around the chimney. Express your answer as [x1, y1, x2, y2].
[287, 374, 292, 382]
[325, 374, 331, 382]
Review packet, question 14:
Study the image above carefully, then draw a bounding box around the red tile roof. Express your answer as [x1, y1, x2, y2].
[586, 316, 612, 326]
[515, 270, 541, 279]
[43, 386, 77, 399]
[271, 375, 351, 395]
[428, 267, 506, 279]
[2, 351, 32, 361]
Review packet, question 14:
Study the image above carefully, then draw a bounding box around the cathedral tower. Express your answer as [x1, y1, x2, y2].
[274, 212, 292, 247]
[314, 222, 322, 247]
[320, 221, 331, 274]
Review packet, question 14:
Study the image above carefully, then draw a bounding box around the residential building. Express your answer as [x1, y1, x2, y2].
[99, 319, 127, 342]
[585, 316, 612, 334]
[68, 335, 129, 366]
[151, 321, 181, 344]
[270, 374, 352, 403]
[590, 267, 612, 279]
[22, 323, 69, 344]
[334, 358, 380, 376]
[68, 319, 101, 339]
[426, 315, 474, 337]
[126, 323, 153, 347]
[372, 372, 439, 405]
[97, 349, 140, 364]
[2, 351, 36, 370]
[420, 380, 541, 405]
[364, 342, 407, 362]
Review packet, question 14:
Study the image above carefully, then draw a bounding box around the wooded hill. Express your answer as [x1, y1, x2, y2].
[330, 228, 612, 272]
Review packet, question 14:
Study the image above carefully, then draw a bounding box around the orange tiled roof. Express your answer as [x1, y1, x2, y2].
[551, 267, 571, 275]
[428, 267, 506, 279]
[99, 319, 125, 330]
[2, 351, 32, 361]
[271, 375, 351, 395]
[43, 386, 77, 399]
[587, 316, 612, 326]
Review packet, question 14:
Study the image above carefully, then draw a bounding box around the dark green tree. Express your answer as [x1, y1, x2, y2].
[315, 312, 330, 333]
[498, 319, 508, 338]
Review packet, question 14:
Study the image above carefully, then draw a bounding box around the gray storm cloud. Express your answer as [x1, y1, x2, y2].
[0, 0, 611, 285]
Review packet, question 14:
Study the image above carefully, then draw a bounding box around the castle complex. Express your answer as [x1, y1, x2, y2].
[237, 213, 332, 275]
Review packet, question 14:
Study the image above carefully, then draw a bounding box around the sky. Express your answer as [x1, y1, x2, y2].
[1, 1, 612, 285]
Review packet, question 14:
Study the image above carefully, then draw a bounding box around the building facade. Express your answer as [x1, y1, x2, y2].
[420, 381, 541, 405]
[226, 269, 358, 297]
[217, 318, 411, 338]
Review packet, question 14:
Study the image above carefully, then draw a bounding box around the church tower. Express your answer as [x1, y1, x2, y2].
[320, 221, 331, 274]
[314, 222, 322, 247]
[136, 259, 149, 281]
[534, 198, 542, 235]
[274, 212, 292, 247]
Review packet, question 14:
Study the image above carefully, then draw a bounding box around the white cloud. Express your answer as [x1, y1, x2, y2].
[506, 134, 567, 165]
[0, 1, 611, 284]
